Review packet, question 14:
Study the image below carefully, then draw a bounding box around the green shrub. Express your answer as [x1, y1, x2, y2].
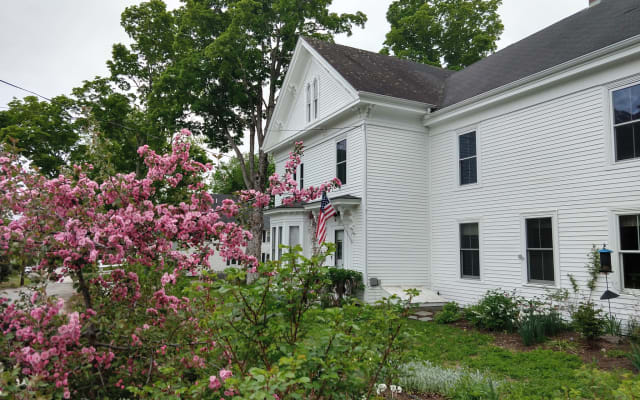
[627, 318, 640, 343]
[603, 314, 623, 337]
[571, 302, 605, 341]
[434, 302, 462, 324]
[464, 290, 521, 332]
[518, 310, 567, 346]
[628, 343, 640, 372]
[322, 267, 363, 306]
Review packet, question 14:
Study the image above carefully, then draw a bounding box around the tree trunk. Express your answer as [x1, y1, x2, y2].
[246, 150, 270, 259]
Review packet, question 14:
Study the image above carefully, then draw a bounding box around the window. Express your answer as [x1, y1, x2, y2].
[299, 163, 304, 188]
[335, 230, 344, 267]
[619, 215, 640, 289]
[278, 226, 283, 260]
[266, 229, 270, 243]
[313, 79, 319, 119]
[261, 253, 266, 263]
[306, 83, 311, 123]
[612, 83, 640, 161]
[526, 217, 554, 283]
[271, 227, 276, 260]
[289, 226, 300, 249]
[336, 139, 347, 185]
[459, 132, 477, 185]
[262, 230, 266, 243]
[460, 223, 480, 278]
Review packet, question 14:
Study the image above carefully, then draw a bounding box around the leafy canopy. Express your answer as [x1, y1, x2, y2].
[381, 0, 504, 70]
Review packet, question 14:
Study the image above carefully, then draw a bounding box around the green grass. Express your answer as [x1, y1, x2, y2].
[405, 320, 633, 399]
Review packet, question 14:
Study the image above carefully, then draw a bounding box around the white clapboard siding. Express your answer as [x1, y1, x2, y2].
[366, 123, 430, 287]
[429, 83, 640, 321]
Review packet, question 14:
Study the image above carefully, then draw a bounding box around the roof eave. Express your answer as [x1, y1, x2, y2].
[425, 33, 640, 127]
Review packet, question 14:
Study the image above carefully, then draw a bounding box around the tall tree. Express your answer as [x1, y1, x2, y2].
[0, 96, 80, 177]
[381, 0, 503, 70]
[146, 0, 366, 256]
[212, 155, 275, 195]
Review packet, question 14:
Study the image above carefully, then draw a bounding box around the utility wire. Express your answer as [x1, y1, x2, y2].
[0, 79, 52, 102]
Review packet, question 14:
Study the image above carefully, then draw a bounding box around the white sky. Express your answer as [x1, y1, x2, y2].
[0, 0, 588, 152]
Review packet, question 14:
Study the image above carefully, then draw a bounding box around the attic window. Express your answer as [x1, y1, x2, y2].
[313, 78, 319, 119]
[306, 83, 311, 123]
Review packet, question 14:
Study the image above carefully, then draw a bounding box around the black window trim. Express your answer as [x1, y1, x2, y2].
[459, 222, 481, 280]
[458, 130, 478, 186]
[524, 216, 556, 285]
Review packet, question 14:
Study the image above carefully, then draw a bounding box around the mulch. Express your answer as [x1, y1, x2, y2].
[450, 319, 635, 371]
[385, 393, 447, 400]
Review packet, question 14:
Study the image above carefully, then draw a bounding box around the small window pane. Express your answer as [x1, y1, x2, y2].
[623, 253, 640, 289]
[300, 163, 304, 188]
[289, 226, 300, 248]
[278, 226, 283, 260]
[337, 163, 346, 185]
[633, 85, 640, 121]
[528, 250, 554, 281]
[460, 158, 477, 185]
[459, 132, 476, 158]
[335, 230, 344, 267]
[613, 87, 632, 124]
[616, 124, 635, 161]
[526, 219, 540, 248]
[337, 140, 347, 162]
[460, 223, 479, 248]
[539, 217, 553, 249]
[619, 215, 639, 250]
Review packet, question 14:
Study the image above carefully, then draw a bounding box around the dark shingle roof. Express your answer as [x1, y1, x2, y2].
[304, 36, 455, 105]
[304, 0, 640, 109]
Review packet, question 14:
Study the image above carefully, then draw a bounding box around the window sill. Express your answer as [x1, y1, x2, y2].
[522, 281, 556, 289]
[604, 157, 640, 172]
[456, 182, 482, 191]
[461, 276, 481, 281]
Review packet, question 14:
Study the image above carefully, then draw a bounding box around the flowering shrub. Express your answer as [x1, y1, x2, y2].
[0, 133, 411, 398]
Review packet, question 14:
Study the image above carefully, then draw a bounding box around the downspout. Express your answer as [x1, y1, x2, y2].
[363, 118, 369, 288]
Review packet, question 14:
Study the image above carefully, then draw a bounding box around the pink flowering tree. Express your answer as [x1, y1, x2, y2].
[0, 133, 351, 398]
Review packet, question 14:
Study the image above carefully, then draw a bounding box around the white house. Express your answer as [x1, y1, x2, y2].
[264, 0, 640, 321]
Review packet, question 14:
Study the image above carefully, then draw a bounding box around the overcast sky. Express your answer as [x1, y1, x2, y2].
[0, 0, 589, 110]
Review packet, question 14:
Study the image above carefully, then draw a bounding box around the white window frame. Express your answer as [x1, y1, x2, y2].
[455, 127, 481, 188]
[305, 83, 312, 123]
[457, 220, 482, 281]
[605, 77, 640, 167]
[336, 137, 347, 187]
[313, 78, 319, 120]
[609, 207, 640, 294]
[520, 211, 560, 287]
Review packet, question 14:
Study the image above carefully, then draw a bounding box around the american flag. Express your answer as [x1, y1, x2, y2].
[315, 192, 336, 245]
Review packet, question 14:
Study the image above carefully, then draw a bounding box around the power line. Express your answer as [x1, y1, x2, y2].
[0, 79, 52, 102]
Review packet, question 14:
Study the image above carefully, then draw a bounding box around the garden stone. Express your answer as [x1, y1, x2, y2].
[601, 334, 622, 344]
[414, 310, 433, 317]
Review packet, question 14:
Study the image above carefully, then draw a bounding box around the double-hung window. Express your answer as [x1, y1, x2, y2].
[460, 223, 480, 278]
[612, 83, 640, 161]
[526, 217, 554, 283]
[336, 139, 347, 185]
[459, 131, 477, 185]
[619, 215, 640, 289]
[313, 79, 319, 119]
[335, 230, 344, 267]
[299, 163, 304, 188]
[306, 84, 312, 123]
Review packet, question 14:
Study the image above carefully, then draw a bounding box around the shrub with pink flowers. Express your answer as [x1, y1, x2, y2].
[0, 132, 413, 399]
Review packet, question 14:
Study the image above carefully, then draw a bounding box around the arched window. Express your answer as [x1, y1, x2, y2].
[313, 78, 319, 119]
[305, 83, 311, 123]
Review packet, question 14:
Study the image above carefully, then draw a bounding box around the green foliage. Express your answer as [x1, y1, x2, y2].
[398, 361, 500, 400]
[554, 367, 640, 400]
[518, 298, 567, 346]
[585, 245, 600, 294]
[434, 302, 462, 324]
[381, 0, 504, 70]
[212, 155, 275, 194]
[603, 314, 623, 337]
[321, 267, 363, 307]
[464, 290, 520, 332]
[628, 343, 640, 372]
[0, 95, 80, 177]
[571, 302, 605, 341]
[628, 318, 640, 344]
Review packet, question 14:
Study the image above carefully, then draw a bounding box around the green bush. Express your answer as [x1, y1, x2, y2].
[571, 302, 605, 341]
[322, 267, 363, 306]
[434, 302, 462, 324]
[628, 343, 640, 372]
[464, 290, 521, 332]
[519, 311, 566, 346]
[628, 319, 640, 344]
[603, 314, 623, 337]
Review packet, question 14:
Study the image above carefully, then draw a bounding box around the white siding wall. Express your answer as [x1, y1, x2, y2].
[429, 69, 640, 321]
[366, 112, 430, 287]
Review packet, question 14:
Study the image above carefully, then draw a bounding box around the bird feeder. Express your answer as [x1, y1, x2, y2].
[599, 247, 613, 273]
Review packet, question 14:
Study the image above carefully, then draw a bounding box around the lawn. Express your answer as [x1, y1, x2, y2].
[405, 319, 637, 399]
[0, 273, 30, 290]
